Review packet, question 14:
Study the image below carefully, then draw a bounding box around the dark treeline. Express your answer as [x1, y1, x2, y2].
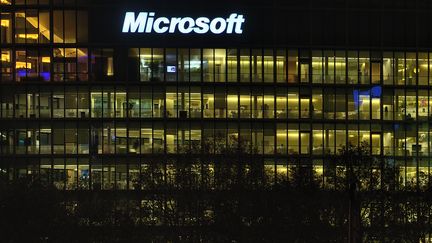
[1, 140, 432, 242]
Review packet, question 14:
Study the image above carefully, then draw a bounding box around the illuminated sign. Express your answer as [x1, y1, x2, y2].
[122, 12, 245, 34]
[167, 66, 177, 73]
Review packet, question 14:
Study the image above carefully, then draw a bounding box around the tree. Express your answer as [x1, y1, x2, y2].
[0, 177, 75, 242]
[3, 141, 432, 242]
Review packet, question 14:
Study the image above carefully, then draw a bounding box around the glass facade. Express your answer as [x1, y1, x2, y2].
[1, 0, 432, 191]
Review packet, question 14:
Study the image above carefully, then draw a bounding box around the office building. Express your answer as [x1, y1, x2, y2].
[1, 0, 432, 190]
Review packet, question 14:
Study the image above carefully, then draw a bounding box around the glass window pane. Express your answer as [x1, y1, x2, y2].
[406, 52, 416, 85]
[178, 48, 189, 82]
[418, 53, 428, 86]
[215, 49, 226, 82]
[152, 48, 164, 81]
[312, 50, 323, 84]
[359, 51, 370, 84]
[77, 11, 88, 43]
[348, 51, 358, 84]
[383, 52, 393, 85]
[39, 11, 50, 43]
[395, 52, 405, 85]
[263, 49, 274, 83]
[252, 49, 263, 82]
[240, 49, 250, 82]
[1, 49, 12, 81]
[276, 49, 287, 83]
[64, 11, 76, 43]
[1, 13, 12, 43]
[335, 51, 346, 84]
[324, 50, 335, 84]
[203, 49, 214, 82]
[53, 10, 64, 43]
[227, 49, 237, 82]
[78, 48, 88, 81]
[15, 12, 26, 43]
[288, 50, 298, 83]
[166, 48, 177, 82]
[26, 10, 39, 43]
[139, 48, 151, 81]
[190, 49, 201, 82]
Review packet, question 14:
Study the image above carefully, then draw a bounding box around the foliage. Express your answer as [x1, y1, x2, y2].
[1, 142, 432, 242]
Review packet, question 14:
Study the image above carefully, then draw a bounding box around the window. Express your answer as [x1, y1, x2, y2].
[335, 89, 345, 119]
[15, 10, 50, 44]
[288, 89, 299, 119]
[394, 89, 405, 121]
[406, 52, 417, 85]
[299, 51, 310, 83]
[53, 48, 88, 81]
[53, 10, 88, 43]
[312, 50, 323, 83]
[91, 48, 114, 81]
[335, 51, 346, 84]
[77, 11, 88, 43]
[239, 49, 250, 82]
[288, 125, 299, 154]
[312, 89, 323, 119]
[15, 49, 51, 82]
[263, 49, 274, 83]
[239, 91, 251, 119]
[300, 132, 310, 155]
[1, 49, 12, 81]
[358, 89, 370, 120]
[190, 88, 201, 118]
[323, 50, 335, 84]
[1, 12, 12, 43]
[323, 89, 334, 119]
[418, 90, 428, 121]
[418, 53, 428, 86]
[312, 125, 323, 155]
[252, 49, 263, 82]
[178, 48, 189, 82]
[139, 48, 164, 82]
[214, 87, 226, 118]
[203, 88, 214, 118]
[359, 51, 370, 84]
[300, 95, 310, 119]
[264, 125, 274, 154]
[276, 49, 287, 83]
[405, 90, 417, 120]
[348, 51, 358, 84]
[137, 48, 151, 81]
[227, 49, 237, 82]
[395, 52, 405, 85]
[227, 89, 238, 118]
[5, 47, 432, 191]
[382, 89, 394, 121]
[128, 89, 140, 118]
[383, 52, 393, 85]
[203, 49, 214, 82]
[264, 92, 275, 119]
[288, 50, 298, 83]
[276, 89, 287, 119]
[16, 0, 49, 4]
[215, 49, 226, 82]
[190, 49, 201, 82]
[166, 48, 176, 82]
